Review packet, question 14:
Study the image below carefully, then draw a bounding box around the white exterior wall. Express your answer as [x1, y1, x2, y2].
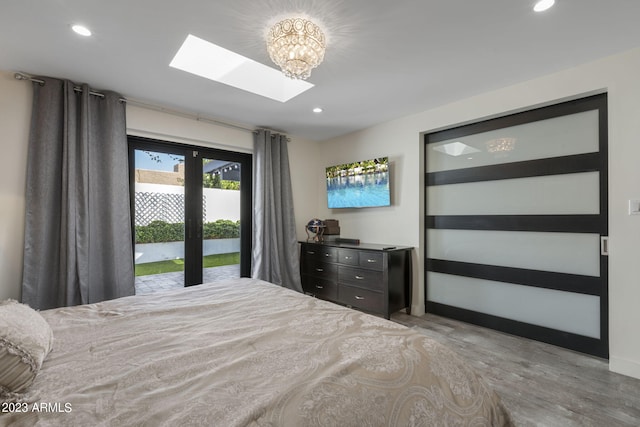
[135, 182, 241, 222]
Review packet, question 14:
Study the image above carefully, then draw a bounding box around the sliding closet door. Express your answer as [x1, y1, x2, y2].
[424, 94, 608, 358]
[129, 136, 252, 292]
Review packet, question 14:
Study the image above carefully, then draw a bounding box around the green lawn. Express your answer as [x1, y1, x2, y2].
[135, 252, 240, 277]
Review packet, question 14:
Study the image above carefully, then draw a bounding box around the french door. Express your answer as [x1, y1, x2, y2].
[424, 94, 608, 358]
[129, 136, 252, 289]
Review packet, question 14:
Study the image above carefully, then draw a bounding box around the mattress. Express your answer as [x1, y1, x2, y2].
[1, 278, 512, 426]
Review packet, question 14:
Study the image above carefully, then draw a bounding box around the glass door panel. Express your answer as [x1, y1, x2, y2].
[132, 148, 185, 294]
[201, 157, 242, 282]
[427, 272, 601, 338]
[427, 172, 600, 215]
[427, 229, 600, 276]
[130, 136, 253, 294]
[426, 109, 599, 173]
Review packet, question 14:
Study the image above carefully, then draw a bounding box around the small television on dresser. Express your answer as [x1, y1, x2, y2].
[325, 157, 390, 209]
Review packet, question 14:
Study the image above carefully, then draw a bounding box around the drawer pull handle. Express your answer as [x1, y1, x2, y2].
[315, 285, 324, 289]
[355, 275, 365, 280]
[307, 251, 315, 255]
[316, 268, 324, 272]
[366, 259, 377, 263]
[345, 256, 353, 260]
[355, 296, 365, 300]
[325, 253, 331, 257]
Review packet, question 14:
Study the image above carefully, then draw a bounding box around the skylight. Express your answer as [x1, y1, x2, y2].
[169, 34, 314, 102]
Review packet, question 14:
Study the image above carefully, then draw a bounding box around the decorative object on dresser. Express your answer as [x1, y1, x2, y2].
[323, 219, 340, 235]
[305, 218, 325, 242]
[300, 241, 412, 319]
[321, 218, 341, 242]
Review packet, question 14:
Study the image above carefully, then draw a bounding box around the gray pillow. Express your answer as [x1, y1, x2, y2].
[0, 300, 53, 398]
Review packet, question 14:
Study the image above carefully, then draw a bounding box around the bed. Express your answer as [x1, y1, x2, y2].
[1, 278, 512, 426]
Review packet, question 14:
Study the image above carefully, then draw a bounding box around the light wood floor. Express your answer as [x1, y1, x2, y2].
[391, 312, 640, 427]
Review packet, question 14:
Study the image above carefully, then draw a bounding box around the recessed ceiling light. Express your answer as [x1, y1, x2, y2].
[313, 107, 323, 113]
[71, 24, 92, 36]
[170, 34, 313, 103]
[533, 0, 555, 12]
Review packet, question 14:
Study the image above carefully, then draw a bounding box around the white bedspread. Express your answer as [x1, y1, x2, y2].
[2, 278, 511, 426]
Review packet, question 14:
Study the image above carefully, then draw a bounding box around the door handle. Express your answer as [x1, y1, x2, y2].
[601, 236, 609, 256]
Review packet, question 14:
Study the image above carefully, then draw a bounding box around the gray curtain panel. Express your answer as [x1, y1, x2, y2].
[252, 130, 303, 292]
[22, 77, 134, 310]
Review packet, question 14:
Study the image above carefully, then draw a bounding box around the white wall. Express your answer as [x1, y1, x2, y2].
[288, 134, 322, 241]
[0, 70, 320, 302]
[315, 124, 425, 318]
[0, 72, 31, 301]
[318, 47, 640, 380]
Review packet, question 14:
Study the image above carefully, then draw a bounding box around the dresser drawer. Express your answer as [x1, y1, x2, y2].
[338, 285, 384, 313]
[302, 260, 337, 280]
[358, 251, 384, 271]
[338, 266, 383, 291]
[302, 276, 338, 300]
[301, 245, 338, 263]
[300, 241, 412, 319]
[338, 248, 359, 266]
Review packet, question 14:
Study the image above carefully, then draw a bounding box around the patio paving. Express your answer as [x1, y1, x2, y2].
[135, 264, 241, 295]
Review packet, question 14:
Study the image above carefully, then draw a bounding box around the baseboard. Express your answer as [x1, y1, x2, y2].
[610, 356, 640, 380]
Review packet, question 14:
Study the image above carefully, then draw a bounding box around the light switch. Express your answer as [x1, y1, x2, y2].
[629, 199, 640, 215]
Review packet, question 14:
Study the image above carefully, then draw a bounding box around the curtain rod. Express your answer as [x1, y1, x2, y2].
[14, 71, 127, 102]
[14, 72, 289, 137]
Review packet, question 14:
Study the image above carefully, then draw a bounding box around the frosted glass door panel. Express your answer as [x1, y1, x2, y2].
[427, 172, 599, 215]
[427, 110, 599, 172]
[427, 272, 600, 338]
[427, 229, 600, 276]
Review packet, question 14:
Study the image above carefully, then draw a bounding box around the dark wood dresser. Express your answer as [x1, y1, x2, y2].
[299, 241, 412, 319]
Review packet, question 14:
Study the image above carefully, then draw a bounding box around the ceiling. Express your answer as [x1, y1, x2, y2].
[3, 1, 640, 141]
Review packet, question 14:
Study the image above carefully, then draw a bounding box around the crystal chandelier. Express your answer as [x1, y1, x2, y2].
[266, 17, 326, 80]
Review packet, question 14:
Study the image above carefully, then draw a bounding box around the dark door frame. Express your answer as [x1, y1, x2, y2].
[128, 135, 252, 286]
